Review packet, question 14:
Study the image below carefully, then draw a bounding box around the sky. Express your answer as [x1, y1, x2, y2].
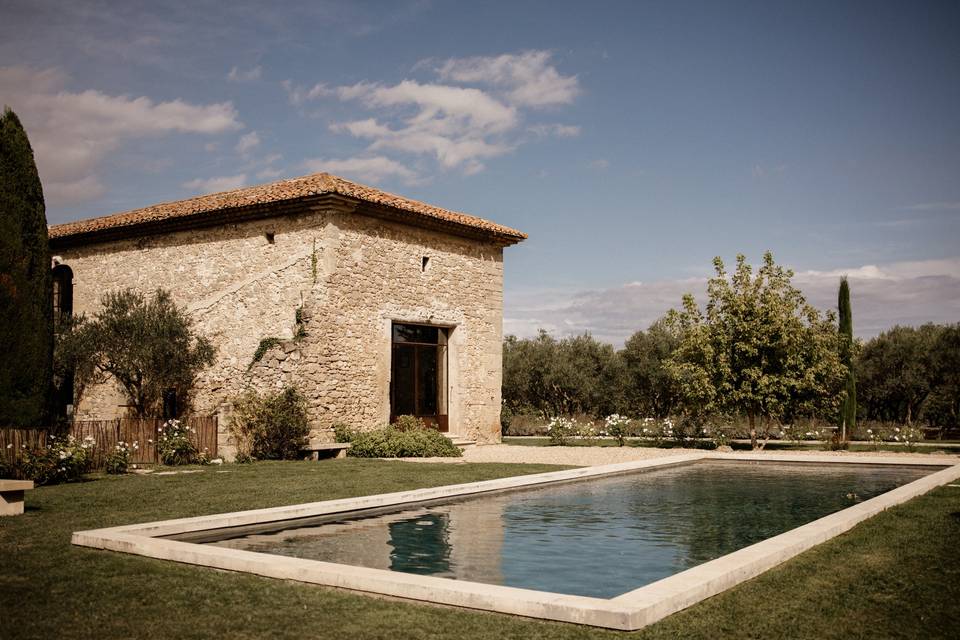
[1, 0, 958, 344]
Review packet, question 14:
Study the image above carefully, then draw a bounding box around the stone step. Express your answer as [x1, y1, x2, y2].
[444, 436, 476, 450]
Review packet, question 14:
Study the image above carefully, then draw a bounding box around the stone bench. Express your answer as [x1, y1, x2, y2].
[0, 479, 34, 516]
[300, 442, 351, 461]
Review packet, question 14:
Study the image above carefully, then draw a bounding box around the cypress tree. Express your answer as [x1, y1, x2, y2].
[0, 107, 53, 426]
[838, 277, 856, 440]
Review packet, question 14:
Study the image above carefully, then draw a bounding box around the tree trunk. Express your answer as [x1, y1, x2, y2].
[749, 412, 757, 450]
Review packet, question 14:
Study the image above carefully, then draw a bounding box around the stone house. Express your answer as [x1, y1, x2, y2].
[48, 173, 526, 450]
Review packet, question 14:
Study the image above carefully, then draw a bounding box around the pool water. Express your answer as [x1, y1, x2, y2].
[208, 461, 934, 598]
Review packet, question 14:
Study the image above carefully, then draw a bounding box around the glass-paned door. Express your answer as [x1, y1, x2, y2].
[391, 323, 448, 431]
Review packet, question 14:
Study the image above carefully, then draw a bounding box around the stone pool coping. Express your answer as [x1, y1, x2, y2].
[71, 453, 960, 631]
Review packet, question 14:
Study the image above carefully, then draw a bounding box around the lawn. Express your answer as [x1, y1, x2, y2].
[1, 459, 959, 639]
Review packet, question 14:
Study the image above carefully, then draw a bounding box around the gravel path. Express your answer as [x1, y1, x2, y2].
[396, 444, 960, 466]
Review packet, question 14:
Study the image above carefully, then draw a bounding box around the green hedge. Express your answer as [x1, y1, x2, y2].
[348, 426, 462, 458]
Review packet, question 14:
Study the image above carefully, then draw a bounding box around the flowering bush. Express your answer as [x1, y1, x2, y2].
[866, 427, 885, 451]
[157, 419, 197, 465]
[20, 435, 95, 485]
[546, 416, 577, 446]
[574, 420, 601, 445]
[891, 425, 923, 452]
[637, 417, 673, 446]
[105, 441, 139, 475]
[604, 414, 632, 446]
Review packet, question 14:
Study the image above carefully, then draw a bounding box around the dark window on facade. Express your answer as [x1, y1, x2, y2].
[52, 264, 75, 418]
[390, 322, 448, 431]
[52, 264, 74, 321]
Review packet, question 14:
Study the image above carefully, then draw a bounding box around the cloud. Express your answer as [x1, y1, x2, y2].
[505, 258, 960, 346]
[235, 131, 260, 154]
[435, 50, 580, 107]
[588, 158, 610, 170]
[0, 66, 242, 208]
[182, 174, 247, 193]
[904, 201, 960, 212]
[282, 80, 332, 106]
[330, 80, 517, 172]
[227, 65, 262, 82]
[528, 123, 581, 138]
[295, 49, 579, 178]
[302, 155, 418, 183]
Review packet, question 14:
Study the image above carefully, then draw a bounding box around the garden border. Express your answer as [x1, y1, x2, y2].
[71, 453, 960, 630]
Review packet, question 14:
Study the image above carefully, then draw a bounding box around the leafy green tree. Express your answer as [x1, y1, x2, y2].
[502, 330, 622, 418]
[666, 252, 845, 449]
[0, 107, 53, 426]
[856, 324, 941, 425]
[837, 277, 856, 440]
[63, 288, 216, 417]
[924, 324, 960, 433]
[621, 318, 679, 418]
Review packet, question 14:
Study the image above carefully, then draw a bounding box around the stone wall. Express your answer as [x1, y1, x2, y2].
[58, 203, 506, 451]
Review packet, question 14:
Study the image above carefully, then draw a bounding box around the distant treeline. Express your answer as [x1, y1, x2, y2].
[502, 321, 960, 433]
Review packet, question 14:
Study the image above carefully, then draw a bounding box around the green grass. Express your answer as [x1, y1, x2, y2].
[2, 459, 959, 639]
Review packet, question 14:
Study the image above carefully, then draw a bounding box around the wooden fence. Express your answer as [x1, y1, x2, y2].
[1, 416, 218, 470]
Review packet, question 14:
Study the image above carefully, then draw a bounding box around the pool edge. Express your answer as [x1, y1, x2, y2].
[71, 453, 960, 631]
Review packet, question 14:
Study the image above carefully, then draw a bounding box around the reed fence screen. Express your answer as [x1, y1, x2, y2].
[1, 416, 218, 470]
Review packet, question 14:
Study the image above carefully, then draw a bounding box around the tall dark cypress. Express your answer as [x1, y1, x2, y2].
[0, 107, 53, 426]
[838, 277, 856, 439]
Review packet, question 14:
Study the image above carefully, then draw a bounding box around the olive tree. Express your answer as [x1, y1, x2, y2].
[666, 252, 845, 449]
[620, 318, 680, 419]
[60, 288, 215, 417]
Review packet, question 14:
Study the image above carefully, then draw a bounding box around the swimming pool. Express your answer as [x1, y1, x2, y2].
[72, 453, 960, 630]
[203, 460, 933, 598]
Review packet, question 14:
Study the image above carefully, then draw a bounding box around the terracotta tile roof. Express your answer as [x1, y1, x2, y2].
[48, 172, 527, 245]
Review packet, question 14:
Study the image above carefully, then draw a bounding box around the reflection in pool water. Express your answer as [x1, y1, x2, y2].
[209, 461, 934, 598]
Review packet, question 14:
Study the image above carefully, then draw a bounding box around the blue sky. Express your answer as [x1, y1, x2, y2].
[2, 0, 958, 343]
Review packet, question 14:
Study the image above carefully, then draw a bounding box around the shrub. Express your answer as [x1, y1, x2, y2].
[503, 412, 549, 436]
[637, 417, 674, 446]
[891, 424, 923, 452]
[231, 386, 310, 460]
[574, 420, 601, 445]
[392, 414, 425, 432]
[20, 435, 94, 485]
[707, 424, 732, 448]
[105, 441, 138, 474]
[348, 426, 462, 458]
[333, 422, 357, 443]
[546, 416, 577, 445]
[157, 419, 197, 465]
[866, 427, 885, 451]
[604, 414, 632, 446]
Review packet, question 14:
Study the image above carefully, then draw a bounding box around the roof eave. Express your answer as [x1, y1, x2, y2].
[49, 193, 526, 250]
